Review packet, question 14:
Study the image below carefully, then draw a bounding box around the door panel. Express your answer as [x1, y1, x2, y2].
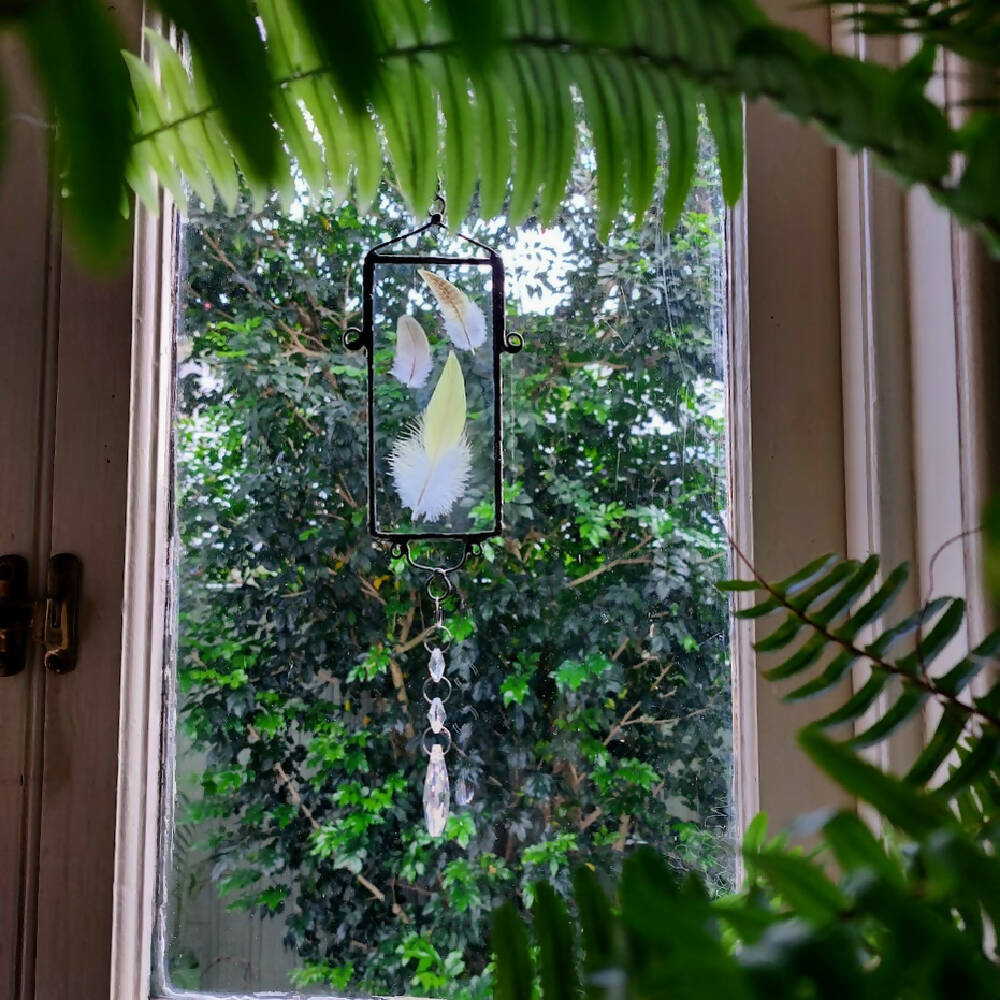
[32, 259, 134, 1000]
[0, 37, 58, 1000]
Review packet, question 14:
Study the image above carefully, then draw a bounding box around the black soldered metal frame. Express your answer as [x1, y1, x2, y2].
[344, 214, 523, 568]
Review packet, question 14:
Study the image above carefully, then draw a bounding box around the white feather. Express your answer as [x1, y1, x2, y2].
[390, 315, 432, 388]
[417, 268, 487, 351]
[390, 351, 471, 521]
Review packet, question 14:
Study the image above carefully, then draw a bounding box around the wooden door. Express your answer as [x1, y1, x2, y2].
[0, 11, 139, 999]
[0, 37, 60, 1000]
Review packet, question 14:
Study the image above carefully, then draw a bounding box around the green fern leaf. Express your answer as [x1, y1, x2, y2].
[574, 53, 626, 241]
[704, 91, 744, 206]
[849, 688, 928, 749]
[536, 52, 577, 227]
[904, 704, 969, 786]
[813, 670, 890, 729]
[429, 54, 478, 222]
[654, 73, 699, 232]
[785, 649, 857, 701]
[937, 732, 1000, 800]
[492, 901, 534, 1000]
[800, 728, 954, 840]
[533, 882, 581, 1000]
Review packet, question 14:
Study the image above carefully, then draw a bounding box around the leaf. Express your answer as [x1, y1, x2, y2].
[505, 49, 546, 225]
[833, 562, 909, 641]
[257, 0, 329, 193]
[743, 812, 769, 854]
[754, 615, 802, 652]
[810, 555, 880, 626]
[24, 0, 131, 265]
[122, 53, 187, 207]
[905, 704, 970, 786]
[812, 670, 890, 729]
[865, 596, 951, 658]
[537, 52, 577, 226]
[429, 54, 478, 221]
[895, 597, 965, 675]
[748, 850, 846, 923]
[785, 649, 857, 701]
[294, 0, 381, 114]
[735, 595, 781, 620]
[618, 60, 660, 228]
[492, 902, 534, 1000]
[652, 71, 699, 231]
[849, 688, 928, 749]
[156, 0, 277, 181]
[799, 728, 954, 839]
[573, 865, 617, 991]
[473, 67, 512, 218]
[764, 632, 826, 681]
[437, 0, 503, 69]
[574, 53, 626, 241]
[822, 811, 899, 880]
[936, 731, 1000, 800]
[786, 560, 859, 614]
[144, 31, 216, 208]
[703, 90, 744, 205]
[774, 554, 840, 597]
[533, 882, 581, 1000]
[936, 627, 1000, 696]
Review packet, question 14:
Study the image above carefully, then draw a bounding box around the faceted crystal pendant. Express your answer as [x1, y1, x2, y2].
[423, 744, 450, 837]
[428, 697, 447, 733]
[428, 647, 446, 682]
[455, 775, 475, 807]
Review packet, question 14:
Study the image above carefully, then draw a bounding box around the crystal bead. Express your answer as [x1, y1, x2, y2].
[428, 697, 446, 733]
[455, 775, 475, 807]
[428, 647, 446, 682]
[423, 744, 449, 837]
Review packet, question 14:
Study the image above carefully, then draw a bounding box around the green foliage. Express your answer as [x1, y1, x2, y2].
[5, 0, 1000, 261]
[495, 554, 1000, 998]
[168, 133, 733, 995]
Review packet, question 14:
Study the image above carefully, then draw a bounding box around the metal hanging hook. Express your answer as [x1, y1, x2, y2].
[430, 177, 446, 223]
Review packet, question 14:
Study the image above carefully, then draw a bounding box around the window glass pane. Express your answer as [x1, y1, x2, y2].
[159, 123, 733, 998]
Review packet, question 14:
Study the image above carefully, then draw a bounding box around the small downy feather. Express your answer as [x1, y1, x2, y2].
[390, 351, 471, 521]
[390, 315, 432, 388]
[418, 268, 487, 351]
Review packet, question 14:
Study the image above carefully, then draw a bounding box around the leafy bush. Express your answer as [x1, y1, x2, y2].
[170, 132, 734, 995]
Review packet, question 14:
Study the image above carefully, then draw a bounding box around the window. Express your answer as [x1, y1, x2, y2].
[5, 4, 994, 997]
[157, 127, 733, 997]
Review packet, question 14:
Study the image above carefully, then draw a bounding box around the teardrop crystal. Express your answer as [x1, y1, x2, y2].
[423, 744, 450, 837]
[428, 647, 446, 682]
[455, 775, 475, 807]
[428, 697, 447, 733]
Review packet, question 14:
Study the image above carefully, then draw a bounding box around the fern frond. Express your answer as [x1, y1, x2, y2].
[109, 0, 1000, 254]
[722, 555, 1000, 807]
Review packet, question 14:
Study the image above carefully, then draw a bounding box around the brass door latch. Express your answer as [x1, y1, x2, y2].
[0, 553, 82, 676]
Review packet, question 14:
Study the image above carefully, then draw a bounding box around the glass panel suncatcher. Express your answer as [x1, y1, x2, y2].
[367, 254, 500, 539]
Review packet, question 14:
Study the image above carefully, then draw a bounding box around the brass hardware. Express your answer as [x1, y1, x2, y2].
[0, 555, 30, 676]
[0, 553, 81, 676]
[42, 553, 81, 674]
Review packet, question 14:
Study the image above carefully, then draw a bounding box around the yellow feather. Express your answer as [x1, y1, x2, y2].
[422, 351, 466, 460]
